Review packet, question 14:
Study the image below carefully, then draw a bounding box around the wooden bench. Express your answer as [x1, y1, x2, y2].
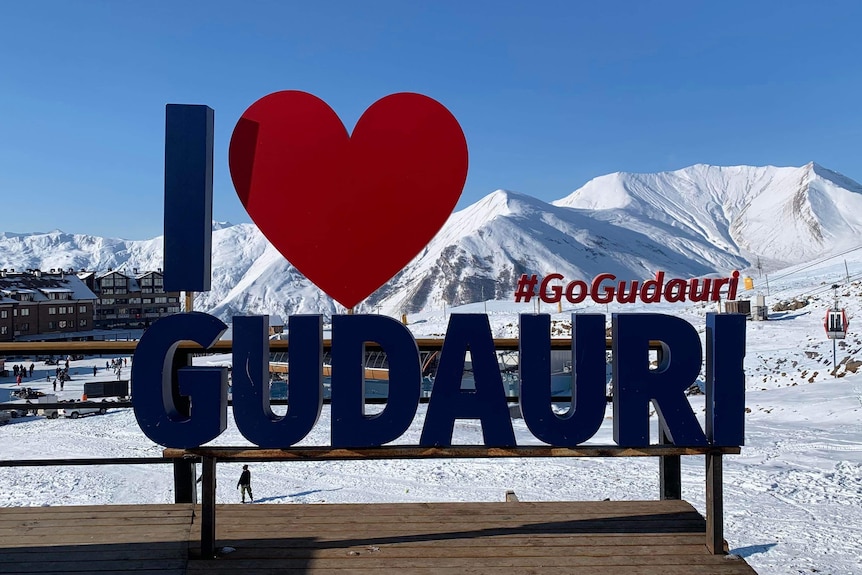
[164, 443, 739, 560]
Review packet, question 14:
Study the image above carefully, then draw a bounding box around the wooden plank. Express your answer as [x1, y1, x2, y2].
[0, 337, 626, 355]
[185, 565, 757, 575]
[184, 554, 753, 567]
[164, 445, 740, 460]
[1, 558, 188, 573]
[0, 501, 757, 575]
[209, 533, 711, 548]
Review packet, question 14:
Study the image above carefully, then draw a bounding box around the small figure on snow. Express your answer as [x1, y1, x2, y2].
[237, 465, 253, 503]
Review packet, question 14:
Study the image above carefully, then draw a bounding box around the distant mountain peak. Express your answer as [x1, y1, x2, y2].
[2, 162, 861, 318]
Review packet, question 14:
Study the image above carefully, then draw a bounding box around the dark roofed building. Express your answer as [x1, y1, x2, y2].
[78, 269, 181, 330]
[0, 269, 97, 341]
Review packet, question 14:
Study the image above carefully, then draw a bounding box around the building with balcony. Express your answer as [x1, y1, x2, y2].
[78, 269, 182, 330]
[0, 269, 97, 342]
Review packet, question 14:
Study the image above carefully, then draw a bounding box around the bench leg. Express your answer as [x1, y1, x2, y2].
[659, 427, 681, 500]
[173, 459, 197, 504]
[706, 452, 724, 554]
[200, 456, 217, 558]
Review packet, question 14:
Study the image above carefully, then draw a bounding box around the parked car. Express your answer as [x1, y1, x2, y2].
[5, 400, 32, 417]
[58, 400, 108, 419]
[37, 394, 59, 419]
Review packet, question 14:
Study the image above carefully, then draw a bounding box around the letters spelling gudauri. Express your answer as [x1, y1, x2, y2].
[131, 310, 745, 450]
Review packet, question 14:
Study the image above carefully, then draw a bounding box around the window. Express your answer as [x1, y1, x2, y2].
[20, 308, 29, 316]
[59, 320, 67, 328]
[155, 297, 167, 304]
[79, 319, 87, 327]
[154, 277, 163, 287]
[20, 322, 29, 330]
[101, 278, 114, 287]
[49, 307, 56, 315]
[101, 298, 115, 305]
[0, 326, 6, 335]
[48, 321, 55, 329]
[141, 277, 153, 287]
[58, 306, 66, 314]
[0, 310, 6, 318]
[13, 309, 17, 316]
[79, 305, 87, 313]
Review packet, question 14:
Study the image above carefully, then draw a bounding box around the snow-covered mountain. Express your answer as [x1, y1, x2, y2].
[2, 162, 862, 321]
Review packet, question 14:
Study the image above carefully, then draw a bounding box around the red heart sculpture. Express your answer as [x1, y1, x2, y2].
[229, 91, 468, 310]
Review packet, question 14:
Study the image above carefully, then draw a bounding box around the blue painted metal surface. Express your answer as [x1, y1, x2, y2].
[519, 313, 606, 446]
[613, 314, 707, 447]
[164, 104, 214, 293]
[331, 314, 420, 447]
[421, 314, 516, 447]
[232, 315, 324, 447]
[705, 313, 746, 446]
[131, 312, 228, 448]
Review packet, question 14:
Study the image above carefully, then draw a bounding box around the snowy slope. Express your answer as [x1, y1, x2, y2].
[2, 163, 862, 322]
[1, 250, 862, 575]
[554, 163, 862, 269]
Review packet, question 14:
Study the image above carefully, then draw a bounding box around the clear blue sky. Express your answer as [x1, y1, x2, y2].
[2, 1, 861, 239]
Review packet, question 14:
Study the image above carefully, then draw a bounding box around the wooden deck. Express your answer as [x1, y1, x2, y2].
[0, 501, 757, 574]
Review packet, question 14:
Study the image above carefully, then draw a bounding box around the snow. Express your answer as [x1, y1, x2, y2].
[4, 162, 862, 320]
[2, 162, 862, 573]
[2, 251, 862, 575]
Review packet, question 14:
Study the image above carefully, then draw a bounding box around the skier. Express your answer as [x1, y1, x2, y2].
[236, 465, 253, 503]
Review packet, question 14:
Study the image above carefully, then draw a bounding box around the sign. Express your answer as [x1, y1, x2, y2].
[131, 311, 745, 450]
[143, 92, 747, 452]
[227, 91, 468, 310]
[515, 271, 741, 305]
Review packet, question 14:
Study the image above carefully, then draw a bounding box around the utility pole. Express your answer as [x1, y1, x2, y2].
[832, 284, 839, 376]
[756, 256, 763, 279]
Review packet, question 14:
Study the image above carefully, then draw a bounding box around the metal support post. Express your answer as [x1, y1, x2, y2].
[172, 459, 197, 504]
[200, 456, 217, 558]
[705, 452, 725, 554]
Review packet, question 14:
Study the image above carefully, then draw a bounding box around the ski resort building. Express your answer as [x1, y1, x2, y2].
[0, 268, 182, 340]
[0, 269, 97, 341]
[77, 268, 181, 330]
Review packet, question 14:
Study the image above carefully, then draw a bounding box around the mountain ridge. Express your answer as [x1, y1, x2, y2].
[2, 162, 860, 321]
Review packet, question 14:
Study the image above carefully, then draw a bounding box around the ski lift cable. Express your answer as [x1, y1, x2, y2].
[772, 270, 862, 302]
[765, 244, 862, 284]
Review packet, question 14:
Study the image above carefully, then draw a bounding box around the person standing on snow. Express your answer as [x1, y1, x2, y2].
[237, 465, 253, 503]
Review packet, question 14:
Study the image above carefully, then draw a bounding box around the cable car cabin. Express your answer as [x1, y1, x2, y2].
[825, 309, 848, 339]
